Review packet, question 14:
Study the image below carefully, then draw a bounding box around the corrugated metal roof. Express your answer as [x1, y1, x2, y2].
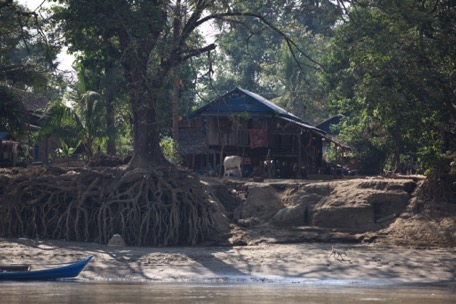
[186, 87, 320, 130]
[181, 87, 350, 148]
[21, 92, 49, 111]
[237, 87, 302, 121]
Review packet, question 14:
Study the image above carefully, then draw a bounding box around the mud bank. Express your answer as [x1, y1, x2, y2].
[1, 238, 455, 285]
[204, 176, 456, 248]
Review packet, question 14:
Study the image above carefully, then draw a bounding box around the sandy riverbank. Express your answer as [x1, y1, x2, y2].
[1, 238, 455, 286]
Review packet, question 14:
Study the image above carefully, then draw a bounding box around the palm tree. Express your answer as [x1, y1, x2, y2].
[40, 91, 106, 161]
[75, 91, 106, 159]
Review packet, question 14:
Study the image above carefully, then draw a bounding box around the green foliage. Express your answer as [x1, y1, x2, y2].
[418, 144, 448, 173]
[209, 0, 342, 125]
[52, 0, 213, 163]
[41, 0, 455, 174]
[160, 137, 182, 165]
[325, 0, 456, 174]
[336, 115, 387, 175]
[40, 92, 107, 160]
[272, 33, 332, 124]
[40, 100, 82, 150]
[60, 139, 82, 158]
[0, 86, 26, 136]
[76, 91, 107, 156]
[0, 2, 54, 88]
[0, 1, 59, 137]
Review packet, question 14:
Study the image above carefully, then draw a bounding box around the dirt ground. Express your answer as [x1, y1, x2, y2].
[206, 175, 456, 249]
[0, 237, 455, 285]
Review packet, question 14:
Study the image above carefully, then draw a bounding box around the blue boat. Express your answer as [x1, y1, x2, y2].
[0, 256, 93, 280]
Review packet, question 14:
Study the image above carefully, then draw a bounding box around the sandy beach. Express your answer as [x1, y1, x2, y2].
[1, 238, 455, 286]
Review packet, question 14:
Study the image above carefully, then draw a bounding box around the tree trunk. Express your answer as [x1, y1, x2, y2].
[172, 0, 181, 143]
[393, 133, 401, 173]
[116, 6, 173, 168]
[172, 66, 180, 143]
[129, 83, 168, 168]
[105, 96, 116, 156]
[121, 50, 168, 168]
[105, 62, 117, 156]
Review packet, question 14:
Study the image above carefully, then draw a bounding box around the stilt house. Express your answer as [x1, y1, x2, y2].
[178, 87, 331, 178]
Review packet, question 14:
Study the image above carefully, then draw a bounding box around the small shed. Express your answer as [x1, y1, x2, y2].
[178, 87, 332, 178]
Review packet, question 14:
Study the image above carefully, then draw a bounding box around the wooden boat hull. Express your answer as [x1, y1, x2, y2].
[0, 256, 92, 281]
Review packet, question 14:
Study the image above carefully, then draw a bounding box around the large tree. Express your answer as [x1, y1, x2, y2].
[0, 0, 316, 246]
[53, 0, 309, 169]
[70, 55, 127, 156]
[52, 1, 214, 168]
[0, 0, 57, 136]
[325, 0, 456, 173]
[204, 0, 342, 124]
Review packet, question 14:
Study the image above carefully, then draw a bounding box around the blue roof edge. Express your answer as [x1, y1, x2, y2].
[183, 87, 327, 134]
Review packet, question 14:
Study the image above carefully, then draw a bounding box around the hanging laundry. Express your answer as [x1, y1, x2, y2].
[249, 129, 269, 149]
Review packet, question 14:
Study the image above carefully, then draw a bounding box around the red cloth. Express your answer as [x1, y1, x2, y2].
[249, 129, 268, 149]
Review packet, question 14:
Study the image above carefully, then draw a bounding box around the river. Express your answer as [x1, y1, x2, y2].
[1, 281, 455, 303]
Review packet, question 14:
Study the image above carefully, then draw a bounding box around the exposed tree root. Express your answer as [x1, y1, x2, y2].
[0, 166, 229, 246]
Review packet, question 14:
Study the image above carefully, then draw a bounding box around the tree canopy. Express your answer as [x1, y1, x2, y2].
[326, 0, 456, 173]
[1, 0, 454, 174]
[50, 0, 320, 168]
[0, 0, 57, 137]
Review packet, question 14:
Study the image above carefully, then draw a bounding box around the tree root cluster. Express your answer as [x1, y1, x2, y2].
[0, 166, 229, 246]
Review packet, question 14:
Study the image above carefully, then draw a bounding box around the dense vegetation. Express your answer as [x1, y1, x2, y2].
[2, 0, 454, 174]
[0, 0, 454, 245]
[326, 0, 455, 175]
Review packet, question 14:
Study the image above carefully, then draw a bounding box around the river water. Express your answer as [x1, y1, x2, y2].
[0, 281, 455, 303]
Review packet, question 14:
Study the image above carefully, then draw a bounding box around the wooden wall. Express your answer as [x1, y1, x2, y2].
[206, 117, 268, 147]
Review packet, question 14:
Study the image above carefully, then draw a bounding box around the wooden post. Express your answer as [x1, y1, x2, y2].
[335, 143, 338, 178]
[297, 131, 302, 179]
[219, 144, 225, 177]
[303, 131, 308, 179]
[213, 150, 216, 175]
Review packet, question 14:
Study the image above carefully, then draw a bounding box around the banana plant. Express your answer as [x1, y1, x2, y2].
[59, 139, 82, 165]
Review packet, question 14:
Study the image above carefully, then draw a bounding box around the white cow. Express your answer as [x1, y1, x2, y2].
[223, 156, 242, 177]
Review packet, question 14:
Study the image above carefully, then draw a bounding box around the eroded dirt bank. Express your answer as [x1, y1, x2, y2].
[202, 176, 456, 248]
[1, 174, 455, 284]
[1, 166, 454, 248]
